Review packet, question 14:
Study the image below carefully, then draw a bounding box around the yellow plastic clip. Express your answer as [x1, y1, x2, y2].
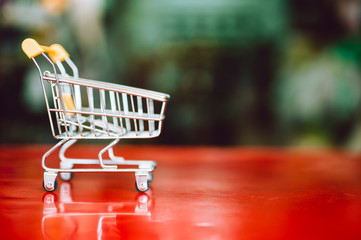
[21, 38, 45, 59]
[48, 44, 70, 63]
[62, 93, 76, 114]
[21, 38, 70, 63]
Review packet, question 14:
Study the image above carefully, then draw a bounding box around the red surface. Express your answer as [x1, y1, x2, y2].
[0, 145, 361, 240]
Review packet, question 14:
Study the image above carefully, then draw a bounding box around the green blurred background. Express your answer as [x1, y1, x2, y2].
[1, 0, 361, 148]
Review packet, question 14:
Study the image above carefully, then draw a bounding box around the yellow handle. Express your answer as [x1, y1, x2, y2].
[22, 38, 45, 59]
[48, 44, 69, 63]
[21, 38, 69, 63]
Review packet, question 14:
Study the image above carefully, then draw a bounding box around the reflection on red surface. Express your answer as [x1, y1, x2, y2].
[42, 183, 152, 239]
[0, 145, 361, 239]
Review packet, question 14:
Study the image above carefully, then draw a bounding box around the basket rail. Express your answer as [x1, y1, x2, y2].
[43, 73, 170, 102]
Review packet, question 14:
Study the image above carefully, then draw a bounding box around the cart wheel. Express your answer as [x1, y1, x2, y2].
[135, 180, 150, 193]
[147, 172, 153, 183]
[43, 179, 58, 192]
[60, 172, 73, 181]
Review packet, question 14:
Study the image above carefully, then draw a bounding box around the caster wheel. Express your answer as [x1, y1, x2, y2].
[135, 180, 150, 193]
[147, 172, 153, 183]
[43, 179, 58, 192]
[60, 172, 73, 181]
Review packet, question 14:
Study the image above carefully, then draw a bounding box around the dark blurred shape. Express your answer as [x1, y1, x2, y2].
[274, 0, 361, 148]
[288, 0, 345, 43]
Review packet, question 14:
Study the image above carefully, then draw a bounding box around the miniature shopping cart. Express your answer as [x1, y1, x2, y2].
[21, 38, 170, 193]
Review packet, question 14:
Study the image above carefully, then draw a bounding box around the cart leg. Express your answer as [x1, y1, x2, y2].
[41, 139, 68, 192]
[98, 139, 120, 169]
[108, 147, 125, 163]
[59, 139, 77, 181]
[135, 172, 150, 193]
[43, 171, 58, 192]
[59, 139, 77, 164]
[42, 138, 69, 171]
[109, 147, 157, 171]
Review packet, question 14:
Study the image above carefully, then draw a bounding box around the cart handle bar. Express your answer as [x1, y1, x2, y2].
[21, 38, 69, 63]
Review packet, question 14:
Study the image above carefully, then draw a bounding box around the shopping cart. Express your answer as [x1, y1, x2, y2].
[21, 38, 170, 193]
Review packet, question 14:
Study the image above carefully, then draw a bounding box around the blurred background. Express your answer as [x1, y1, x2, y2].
[1, 0, 361, 148]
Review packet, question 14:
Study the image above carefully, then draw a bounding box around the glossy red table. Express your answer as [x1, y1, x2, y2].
[0, 145, 360, 239]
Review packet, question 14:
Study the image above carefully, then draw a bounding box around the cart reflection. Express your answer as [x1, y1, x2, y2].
[42, 182, 154, 239]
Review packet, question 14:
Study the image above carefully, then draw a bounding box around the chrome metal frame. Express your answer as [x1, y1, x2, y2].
[31, 49, 169, 192]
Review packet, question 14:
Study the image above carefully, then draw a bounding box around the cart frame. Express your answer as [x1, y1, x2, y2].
[22, 38, 170, 193]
